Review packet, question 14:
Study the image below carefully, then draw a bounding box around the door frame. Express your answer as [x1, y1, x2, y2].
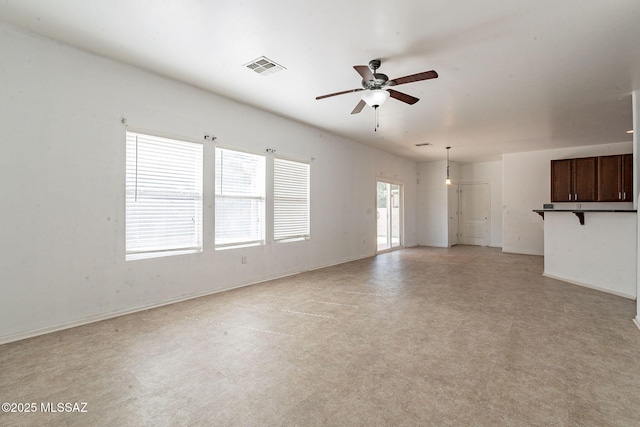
[448, 183, 459, 247]
[375, 177, 404, 254]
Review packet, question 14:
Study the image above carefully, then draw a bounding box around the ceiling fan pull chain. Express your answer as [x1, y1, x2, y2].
[375, 105, 379, 131]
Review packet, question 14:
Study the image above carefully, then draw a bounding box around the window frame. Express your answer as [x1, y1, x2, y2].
[125, 129, 203, 261]
[273, 156, 311, 243]
[214, 146, 267, 250]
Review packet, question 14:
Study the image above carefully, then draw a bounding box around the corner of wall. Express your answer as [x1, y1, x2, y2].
[633, 90, 640, 322]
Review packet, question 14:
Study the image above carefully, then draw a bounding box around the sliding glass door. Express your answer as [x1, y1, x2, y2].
[376, 181, 403, 252]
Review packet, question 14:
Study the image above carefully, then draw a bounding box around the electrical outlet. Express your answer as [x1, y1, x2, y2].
[242, 256, 247, 264]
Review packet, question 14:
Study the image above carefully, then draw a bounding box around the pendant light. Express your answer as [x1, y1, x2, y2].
[445, 146, 452, 185]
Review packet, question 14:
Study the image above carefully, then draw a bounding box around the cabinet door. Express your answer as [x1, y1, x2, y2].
[622, 154, 633, 202]
[573, 157, 597, 202]
[551, 159, 572, 202]
[597, 155, 622, 201]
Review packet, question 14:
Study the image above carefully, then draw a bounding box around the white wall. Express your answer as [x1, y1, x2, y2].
[502, 141, 634, 255]
[418, 160, 502, 248]
[459, 161, 503, 247]
[417, 161, 450, 247]
[544, 212, 637, 299]
[0, 24, 418, 343]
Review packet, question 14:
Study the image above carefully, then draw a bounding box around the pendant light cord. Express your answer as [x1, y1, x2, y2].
[445, 146, 452, 185]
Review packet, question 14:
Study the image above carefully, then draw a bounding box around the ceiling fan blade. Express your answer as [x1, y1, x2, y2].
[388, 89, 420, 105]
[316, 88, 363, 100]
[351, 99, 366, 114]
[389, 70, 438, 86]
[354, 65, 375, 81]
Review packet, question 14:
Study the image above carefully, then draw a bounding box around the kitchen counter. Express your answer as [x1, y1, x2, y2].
[533, 209, 637, 298]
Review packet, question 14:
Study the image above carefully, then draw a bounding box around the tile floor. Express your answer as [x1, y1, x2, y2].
[1, 246, 639, 426]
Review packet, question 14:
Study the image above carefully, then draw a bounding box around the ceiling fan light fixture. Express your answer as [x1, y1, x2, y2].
[361, 89, 390, 107]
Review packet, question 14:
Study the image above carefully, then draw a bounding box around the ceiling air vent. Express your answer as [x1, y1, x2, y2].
[244, 56, 286, 76]
[415, 142, 432, 147]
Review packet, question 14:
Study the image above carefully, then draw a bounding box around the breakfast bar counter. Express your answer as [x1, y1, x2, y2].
[533, 209, 637, 299]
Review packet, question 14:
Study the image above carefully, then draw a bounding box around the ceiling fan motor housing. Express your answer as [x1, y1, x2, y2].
[361, 59, 388, 88]
[362, 73, 389, 89]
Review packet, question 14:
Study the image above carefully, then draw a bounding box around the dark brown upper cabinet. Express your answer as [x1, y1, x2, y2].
[551, 159, 572, 202]
[623, 154, 633, 202]
[597, 154, 633, 202]
[551, 157, 597, 202]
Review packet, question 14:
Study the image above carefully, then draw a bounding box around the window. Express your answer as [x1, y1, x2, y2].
[125, 131, 203, 260]
[274, 158, 310, 242]
[215, 147, 265, 248]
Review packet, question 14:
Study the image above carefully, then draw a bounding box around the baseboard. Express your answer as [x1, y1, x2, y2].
[0, 279, 271, 346]
[543, 272, 636, 300]
[634, 317, 640, 331]
[501, 248, 544, 256]
[307, 252, 376, 272]
[0, 253, 378, 346]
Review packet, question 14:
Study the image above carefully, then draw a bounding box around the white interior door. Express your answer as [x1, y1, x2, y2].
[459, 182, 490, 246]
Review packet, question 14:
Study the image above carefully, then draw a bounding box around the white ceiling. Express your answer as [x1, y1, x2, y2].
[1, 0, 639, 163]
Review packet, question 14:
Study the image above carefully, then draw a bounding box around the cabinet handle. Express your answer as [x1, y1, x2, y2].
[624, 192, 626, 200]
[575, 193, 578, 200]
[569, 194, 572, 201]
[619, 192, 622, 200]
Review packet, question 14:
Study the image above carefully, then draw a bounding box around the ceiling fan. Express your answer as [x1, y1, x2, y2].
[316, 59, 438, 114]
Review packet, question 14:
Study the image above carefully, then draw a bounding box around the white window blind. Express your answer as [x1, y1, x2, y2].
[274, 158, 310, 242]
[215, 147, 265, 248]
[125, 131, 203, 260]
